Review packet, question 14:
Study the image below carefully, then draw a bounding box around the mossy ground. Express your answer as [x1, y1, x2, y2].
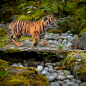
[0, 59, 11, 80]
[61, 50, 86, 75]
[0, 28, 8, 48]
[0, 66, 49, 86]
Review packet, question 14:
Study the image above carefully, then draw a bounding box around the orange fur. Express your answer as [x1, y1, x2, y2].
[8, 15, 57, 47]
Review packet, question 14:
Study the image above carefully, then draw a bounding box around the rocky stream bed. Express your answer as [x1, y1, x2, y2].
[0, 31, 86, 86]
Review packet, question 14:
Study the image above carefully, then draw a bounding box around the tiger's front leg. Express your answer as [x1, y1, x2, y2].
[42, 37, 49, 46]
[32, 31, 39, 47]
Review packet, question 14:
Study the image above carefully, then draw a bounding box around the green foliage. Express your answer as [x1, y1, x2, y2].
[79, 27, 86, 36]
[61, 42, 65, 50]
[0, 28, 7, 37]
[2, 9, 14, 23]
[42, 6, 50, 12]
[0, 70, 10, 79]
[65, 2, 77, 14]
[41, 52, 48, 55]
[63, 70, 66, 73]
[18, 2, 27, 9]
[76, 71, 80, 74]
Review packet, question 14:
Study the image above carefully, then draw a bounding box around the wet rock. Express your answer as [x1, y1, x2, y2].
[67, 82, 77, 86]
[64, 79, 70, 83]
[50, 82, 60, 86]
[66, 75, 74, 79]
[11, 63, 18, 67]
[56, 75, 66, 80]
[49, 68, 55, 73]
[57, 81, 64, 85]
[41, 70, 49, 75]
[65, 70, 71, 76]
[80, 82, 86, 86]
[46, 75, 56, 82]
[18, 63, 23, 67]
[71, 79, 76, 83]
[76, 80, 82, 84]
[37, 65, 43, 72]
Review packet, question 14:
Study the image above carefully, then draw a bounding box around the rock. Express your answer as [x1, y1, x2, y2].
[46, 36, 55, 40]
[64, 79, 70, 83]
[47, 65, 53, 68]
[58, 39, 63, 42]
[44, 67, 49, 71]
[65, 70, 71, 76]
[12, 15, 16, 21]
[41, 70, 49, 75]
[48, 68, 55, 73]
[76, 80, 82, 84]
[80, 82, 86, 86]
[46, 75, 56, 82]
[51, 72, 58, 77]
[45, 63, 53, 66]
[73, 54, 83, 59]
[11, 63, 18, 67]
[62, 84, 69, 86]
[66, 42, 72, 47]
[37, 65, 43, 72]
[18, 63, 23, 67]
[66, 75, 74, 79]
[67, 36, 74, 42]
[57, 70, 63, 73]
[56, 75, 66, 80]
[71, 79, 76, 83]
[67, 82, 77, 86]
[57, 81, 64, 85]
[50, 82, 60, 86]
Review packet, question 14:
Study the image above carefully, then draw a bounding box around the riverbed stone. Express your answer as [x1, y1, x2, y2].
[66, 75, 74, 79]
[56, 75, 66, 80]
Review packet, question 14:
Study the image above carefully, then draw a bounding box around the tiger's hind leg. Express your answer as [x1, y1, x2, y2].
[12, 35, 23, 47]
[32, 31, 39, 47]
[42, 38, 49, 46]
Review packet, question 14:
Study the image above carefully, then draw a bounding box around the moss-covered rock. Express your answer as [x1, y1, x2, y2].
[0, 28, 8, 48]
[0, 66, 49, 86]
[2, 9, 14, 23]
[0, 59, 11, 80]
[60, 50, 86, 81]
[79, 27, 86, 36]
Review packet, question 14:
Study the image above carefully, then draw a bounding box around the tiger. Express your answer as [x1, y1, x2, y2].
[8, 14, 57, 47]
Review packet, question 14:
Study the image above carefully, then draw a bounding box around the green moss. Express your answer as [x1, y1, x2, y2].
[27, 62, 36, 67]
[0, 67, 49, 86]
[76, 53, 86, 74]
[0, 28, 7, 37]
[4, 49, 22, 53]
[0, 28, 8, 48]
[65, 2, 77, 14]
[79, 27, 86, 36]
[2, 9, 14, 23]
[19, 36, 33, 42]
[0, 59, 11, 80]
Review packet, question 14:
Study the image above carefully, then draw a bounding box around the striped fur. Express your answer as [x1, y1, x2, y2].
[8, 14, 57, 47]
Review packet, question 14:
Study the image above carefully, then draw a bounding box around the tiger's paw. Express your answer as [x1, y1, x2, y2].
[16, 43, 23, 47]
[33, 43, 38, 47]
[43, 43, 49, 46]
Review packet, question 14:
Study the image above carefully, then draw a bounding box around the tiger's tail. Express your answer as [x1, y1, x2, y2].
[8, 25, 13, 43]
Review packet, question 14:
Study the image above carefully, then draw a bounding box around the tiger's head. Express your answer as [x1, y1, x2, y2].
[44, 14, 57, 29]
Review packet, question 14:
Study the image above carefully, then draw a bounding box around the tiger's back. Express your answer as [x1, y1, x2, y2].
[8, 14, 57, 47]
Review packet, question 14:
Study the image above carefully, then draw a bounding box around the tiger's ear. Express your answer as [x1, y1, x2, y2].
[44, 16, 48, 22]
